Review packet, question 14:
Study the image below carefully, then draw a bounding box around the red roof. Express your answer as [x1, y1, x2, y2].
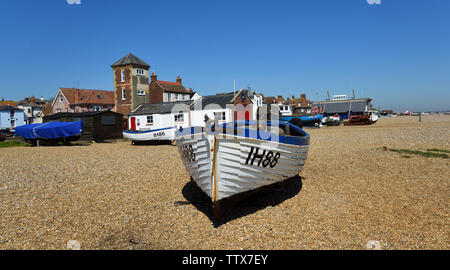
[59, 88, 114, 105]
[155, 80, 189, 94]
[0, 104, 22, 111]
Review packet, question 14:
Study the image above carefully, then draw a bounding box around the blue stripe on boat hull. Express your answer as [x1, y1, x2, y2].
[175, 121, 310, 146]
[123, 126, 175, 134]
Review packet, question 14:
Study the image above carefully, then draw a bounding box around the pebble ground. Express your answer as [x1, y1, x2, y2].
[0, 115, 448, 249]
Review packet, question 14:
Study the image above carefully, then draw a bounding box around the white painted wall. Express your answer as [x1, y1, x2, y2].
[130, 111, 190, 131]
[190, 108, 232, 127]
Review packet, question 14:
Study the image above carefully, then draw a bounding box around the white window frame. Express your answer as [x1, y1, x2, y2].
[137, 89, 145, 96]
[174, 112, 184, 123]
[121, 70, 125, 82]
[167, 93, 172, 101]
[136, 68, 145, 76]
[122, 88, 126, 100]
[93, 106, 103, 112]
[60, 96, 63, 102]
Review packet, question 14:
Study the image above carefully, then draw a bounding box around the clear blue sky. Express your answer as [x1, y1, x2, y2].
[0, 0, 449, 112]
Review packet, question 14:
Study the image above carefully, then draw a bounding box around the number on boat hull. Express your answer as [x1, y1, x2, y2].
[181, 144, 195, 163]
[245, 147, 280, 168]
[153, 131, 165, 138]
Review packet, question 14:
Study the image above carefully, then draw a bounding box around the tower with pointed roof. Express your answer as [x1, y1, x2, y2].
[111, 53, 151, 116]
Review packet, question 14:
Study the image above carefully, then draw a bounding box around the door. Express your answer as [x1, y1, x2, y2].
[130, 117, 136, 131]
[234, 110, 251, 121]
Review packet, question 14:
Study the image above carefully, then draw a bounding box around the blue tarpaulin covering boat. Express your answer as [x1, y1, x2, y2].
[15, 121, 83, 140]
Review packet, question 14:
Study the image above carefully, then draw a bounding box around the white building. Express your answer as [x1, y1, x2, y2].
[126, 89, 256, 131]
[128, 100, 192, 131]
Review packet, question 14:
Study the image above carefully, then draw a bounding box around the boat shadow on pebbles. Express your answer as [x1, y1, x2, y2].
[179, 175, 303, 227]
[130, 140, 174, 146]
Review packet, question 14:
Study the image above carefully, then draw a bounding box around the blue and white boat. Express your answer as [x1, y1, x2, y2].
[123, 126, 176, 143]
[175, 120, 310, 218]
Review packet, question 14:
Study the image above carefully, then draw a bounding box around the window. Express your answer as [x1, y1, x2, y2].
[137, 90, 145, 96]
[122, 88, 126, 100]
[167, 93, 172, 101]
[60, 96, 63, 102]
[174, 112, 184, 122]
[176, 93, 180, 100]
[136, 68, 145, 76]
[136, 119, 140, 126]
[27, 108, 31, 113]
[214, 112, 225, 121]
[147, 115, 153, 124]
[214, 111, 226, 121]
[56, 109, 61, 113]
[94, 106, 103, 112]
[121, 70, 125, 82]
[97, 95, 102, 100]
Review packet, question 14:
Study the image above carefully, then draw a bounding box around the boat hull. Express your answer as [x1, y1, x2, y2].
[176, 123, 310, 218]
[123, 127, 176, 142]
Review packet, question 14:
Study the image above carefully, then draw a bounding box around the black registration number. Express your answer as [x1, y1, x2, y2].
[153, 131, 165, 138]
[181, 144, 195, 163]
[245, 147, 280, 168]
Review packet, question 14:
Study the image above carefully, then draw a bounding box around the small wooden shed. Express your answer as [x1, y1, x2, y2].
[43, 110, 123, 141]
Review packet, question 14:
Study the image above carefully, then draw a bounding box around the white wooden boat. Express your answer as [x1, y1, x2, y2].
[123, 126, 176, 143]
[175, 120, 310, 218]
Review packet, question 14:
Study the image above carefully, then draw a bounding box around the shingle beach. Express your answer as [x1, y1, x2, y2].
[1, 115, 448, 249]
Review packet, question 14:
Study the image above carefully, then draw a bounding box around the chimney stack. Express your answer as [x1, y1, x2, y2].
[176, 76, 182, 84]
[151, 72, 157, 82]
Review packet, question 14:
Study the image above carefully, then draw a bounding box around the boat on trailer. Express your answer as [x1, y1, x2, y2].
[123, 126, 176, 144]
[175, 120, 310, 219]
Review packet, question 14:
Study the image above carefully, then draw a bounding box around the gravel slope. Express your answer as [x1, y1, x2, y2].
[0, 115, 448, 249]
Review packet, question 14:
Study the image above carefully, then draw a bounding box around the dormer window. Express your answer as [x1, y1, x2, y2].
[136, 68, 145, 76]
[137, 90, 145, 96]
[121, 70, 125, 82]
[97, 95, 102, 100]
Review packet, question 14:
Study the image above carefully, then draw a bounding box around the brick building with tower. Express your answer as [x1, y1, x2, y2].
[111, 53, 192, 116]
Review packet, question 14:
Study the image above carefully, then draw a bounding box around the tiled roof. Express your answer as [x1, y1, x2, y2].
[60, 88, 114, 105]
[111, 53, 150, 68]
[0, 104, 23, 111]
[0, 100, 19, 107]
[156, 80, 189, 94]
[130, 100, 193, 115]
[191, 92, 236, 110]
[41, 104, 53, 115]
